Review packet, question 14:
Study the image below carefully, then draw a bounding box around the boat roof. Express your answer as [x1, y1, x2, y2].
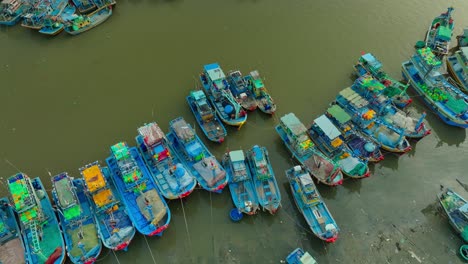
[327, 104, 351, 124]
[437, 25, 452, 41]
[280, 113, 307, 136]
[138, 123, 165, 146]
[339, 87, 369, 108]
[82, 165, 106, 192]
[300, 252, 318, 264]
[314, 115, 341, 140]
[204, 63, 226, 81]
[172, 118, 195, 142]
[361, 53, 382, 69]
[229, 150, 245, 162]
[299, 173, 314, 187]
[191, 90, 206, 100]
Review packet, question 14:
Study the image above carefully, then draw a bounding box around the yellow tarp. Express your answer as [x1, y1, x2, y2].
[83, 165, 106, 192]
[331, 138, 343, 148]
[93, 189, 114, 208]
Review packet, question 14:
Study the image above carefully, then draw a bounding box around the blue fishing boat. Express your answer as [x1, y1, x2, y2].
[80, 162, 136, 251]
[51, 173, 102, 264]
[308, 114, 370, 179]
[351, 76, 431, 139]
[227, 70, 258, 111]
[286, 248, 317, 264]
[0, 0, 24, 26]
[246, 145, 281, 214]
[64, 6, 112, 36]
[222, 150, 259, 215]
[186, 90, 227, 143]
[0, 197, 25, 264]
[402, 48, 468, 128]
[7, 173, 66, 264]
[325, 104, 384, 162]
[275, 113, 343, 186]
[39, 3, 74, 36]
[335, 88, 412, 154]
[106, 142, 171, 237]
[446, 47, 468, 93]
[199, 63, 248, 127]
[425, 7, 454, 56]
[21, 2, 48, 30]
[437, 188, 468, 243]
[244, 70, 277, 115]
[168, 117, 228, 193]
[136, 122, 197, 200]
[354, 53, 412, 108]
[286, 166, 339, 243]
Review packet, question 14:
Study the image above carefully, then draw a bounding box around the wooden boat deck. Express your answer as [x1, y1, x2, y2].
[256, 180, 278, 204]
[193, 157, 226, 187]
[302, 154, 336, 181]
[0, 238, 25, 264]
[67, 224, 99, 258]
[136, 189, 166, 225]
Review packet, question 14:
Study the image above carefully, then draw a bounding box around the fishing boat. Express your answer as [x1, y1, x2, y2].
[136, 122, 197, 200]
[227, 70, 258, 111]
[308, 114, 370, 179]
[222, 150, 259, 215]
[51, 173, 101, 264]
[38, 4, 74, 36]
[325, 104, 384, 162]
[402, 48, 468, 128]
[106, 142, 171, 237]
[275, 113, 343, 186]
[425, 7, 454, 56]
[354, 53, 412, 108]
[0, 197, 25, 264]
[21, 2, 49, 30]
[244, 70, 276, 114]
[7, 173, 66, 264]
[286, 166, 339, 242]
[186, 90, 227, 143]
[245, 145, 281, 214]
[351, 76, 431, 139]
[167, 117, 228, 193]
[64, 6, 112, 36]
[286, 248, 317, 264]
[80, 161, 136, 251]
[335, 88, 412, 154]
[446, 47, 468, 93]
[456, 28, 468, 48]
[0, 0, 24, 26]
[199, 63, 248, 127]
[437, 188, 468, 243]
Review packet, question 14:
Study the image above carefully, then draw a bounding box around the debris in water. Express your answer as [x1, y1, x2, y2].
[395, 242, 401, 251]
[408, 250, 422, 263]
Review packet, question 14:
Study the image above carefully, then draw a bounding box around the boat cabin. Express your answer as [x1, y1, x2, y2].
[251, 146, 270, 180]
[111, 143, 145, 187]
[171, 118, 205, 161]
[191, 90, 215, 121]
[359, 53, 382, 74]
[228, 150, 248, 182]
[310, 115, 344, 155]
[326, 105, 354, 138]
[203, 63, 230, 95]
[82, 165, 118, 212]
[295, 169, 320, 206]
[228, 70, 249, 95]
[138, 123, 171, 162]
[280, 113, 314, 156]
[52, 173, 82, 221]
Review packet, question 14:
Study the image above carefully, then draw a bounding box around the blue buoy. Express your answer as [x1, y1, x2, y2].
[225, 105, 234, 115]
[229, 208, 243, 222]
[364, 142, 376, 152]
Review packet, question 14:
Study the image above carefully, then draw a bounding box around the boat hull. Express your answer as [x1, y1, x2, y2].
[64, 7, 112, 35]
[446, 55, 468, 93]
[437, 188, 468, 242]
[186, 93, 226, 143]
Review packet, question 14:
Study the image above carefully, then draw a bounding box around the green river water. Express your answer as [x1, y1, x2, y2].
[1, 0, 468, 263]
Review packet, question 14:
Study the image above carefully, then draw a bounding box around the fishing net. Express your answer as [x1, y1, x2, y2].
[123, 170, 142, 184]
[111, 142, 130, 161]
[8, 179, 30, 211]
[417, 48, 442, 66]
[138, 123, 165, 147]
[63, 205, 81, 221]
[19, 207, 38, 224]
